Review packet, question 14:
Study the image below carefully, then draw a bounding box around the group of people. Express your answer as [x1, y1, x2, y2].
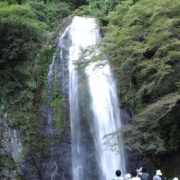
[111, 167, 179, 180]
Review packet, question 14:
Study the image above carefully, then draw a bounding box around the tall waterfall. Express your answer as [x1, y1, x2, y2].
[59, 16, 126, 180]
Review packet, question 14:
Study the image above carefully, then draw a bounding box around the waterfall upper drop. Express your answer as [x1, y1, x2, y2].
[59, 16, 126, 180]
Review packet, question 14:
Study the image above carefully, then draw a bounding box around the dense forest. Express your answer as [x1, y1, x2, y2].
[0, 0, 180, 179]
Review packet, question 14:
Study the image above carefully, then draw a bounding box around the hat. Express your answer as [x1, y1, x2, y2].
[156, 170, 162, 176]
[125, 173, 131, 180]
[173, 178, 178, 180]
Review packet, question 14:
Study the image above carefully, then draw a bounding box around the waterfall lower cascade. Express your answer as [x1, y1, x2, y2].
[59, 16, 126, 180]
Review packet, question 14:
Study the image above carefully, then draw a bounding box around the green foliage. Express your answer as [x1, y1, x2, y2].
[0, 3, 46, 64]
[103, 0, 180, 107]
[72, 5, 92, 17]
[48, 0, 87, 9]
[29, 1, 71, 29]
[135, 93, 180, 154]
[0, 155, 16, 170]
[39, 46, 56, 105]
[104, 124, 142, 152]
[100, 0, 180, 157]
[37, 138, 48, 149]
[74, 0, 129, 23]
[0, 3, 46, 114]
[0, 0, 72, 162]
[51, 92, 64, 129]
[87, 0, 124, 16]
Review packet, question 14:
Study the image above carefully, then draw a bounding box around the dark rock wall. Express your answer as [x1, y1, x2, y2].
[36, 40, 72, 180]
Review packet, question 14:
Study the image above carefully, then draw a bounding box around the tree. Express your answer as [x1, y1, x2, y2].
[101, 0, 180, 158]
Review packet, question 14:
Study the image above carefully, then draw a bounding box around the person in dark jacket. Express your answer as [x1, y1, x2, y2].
[137, 167, 149, 180]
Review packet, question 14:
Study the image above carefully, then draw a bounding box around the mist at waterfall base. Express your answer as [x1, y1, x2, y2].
[58, 16, 126, 180]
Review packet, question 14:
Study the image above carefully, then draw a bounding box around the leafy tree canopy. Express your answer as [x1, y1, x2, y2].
[100, 0, 180, 157]
[0, 0, 72, 157]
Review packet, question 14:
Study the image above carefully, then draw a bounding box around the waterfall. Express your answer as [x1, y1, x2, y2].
[59, 16, 126, 180]
[85, 62, 127, 178]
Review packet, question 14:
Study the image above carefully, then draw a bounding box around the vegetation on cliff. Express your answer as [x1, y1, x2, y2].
[90, 0, 180, 170]
[0, 0, 72, 176]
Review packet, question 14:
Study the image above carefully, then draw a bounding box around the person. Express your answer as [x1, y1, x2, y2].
[131, 170, 141, 180]
[136, 167, 142, 175]
[111, 170, 124, 180]
[125, 173, 131, 180]
[153, 170, 163, 180]
[137, 167, 149, 180]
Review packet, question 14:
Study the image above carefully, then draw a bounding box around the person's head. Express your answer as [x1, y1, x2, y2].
[116, 170, 121, 177]
[142, 167, 147, 172]
[125, 173, 131, 180]
[173, 177, 178, 180]
[156, 170, 162, 176]
[131, 170, 137, 177]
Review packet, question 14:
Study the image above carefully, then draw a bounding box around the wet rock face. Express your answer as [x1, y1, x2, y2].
[35, 35, 72, 179]
[38, 133, 72, 180]
[18, 131, 72, 180]
[0, 114, 24, 179]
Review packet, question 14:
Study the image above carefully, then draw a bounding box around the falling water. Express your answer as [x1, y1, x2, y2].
[59, 16, 126, 180]
[45, 55, 59, 180]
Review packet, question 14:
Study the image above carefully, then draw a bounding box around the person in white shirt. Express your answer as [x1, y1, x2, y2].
[111, 170, 124, 180]
[153, 170, 163, 180]
[131, 170, 141, 180]
[125, 173, 132, 180]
